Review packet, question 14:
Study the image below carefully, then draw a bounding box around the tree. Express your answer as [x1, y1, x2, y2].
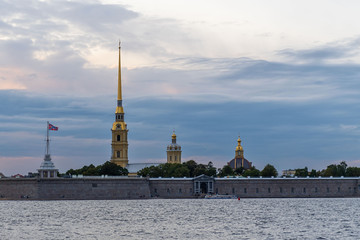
[137, 160, 216, 178]
[346, 167, 360, 177]
[338, 161, 347, 177]
[205, 162, 217, 176]
[99, 161, 128, 176]
[193, 164, 207, 176]
[261, 164, 278, 177]
[173, 166, 190, 177]
[242, 166, 260, 177]
[294, 167, 308, 177]
[309, 169, 318, 177]
[234, 167, 244, 176]
[322, 162, 347, 177]
[183, 160, 197, 177]
[66, 161, 128, 176]
[218, 165, 234, 177]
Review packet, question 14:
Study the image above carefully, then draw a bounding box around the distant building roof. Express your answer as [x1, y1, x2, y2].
[282, 169, 296, 176]
[0, 172, 5, 178]
[228, 158, 252, 170]
[11, 174, 24, 178]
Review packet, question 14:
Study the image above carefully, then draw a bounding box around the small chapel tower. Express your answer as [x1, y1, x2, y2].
[167, 132, 182, 164]
[110, 42, 129, 168]
[234, 137, 244, 168]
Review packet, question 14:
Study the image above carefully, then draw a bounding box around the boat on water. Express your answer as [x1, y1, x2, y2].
[204, 194, 238, 199]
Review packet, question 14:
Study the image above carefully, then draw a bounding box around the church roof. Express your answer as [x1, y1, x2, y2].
[228, 158, 252, 170]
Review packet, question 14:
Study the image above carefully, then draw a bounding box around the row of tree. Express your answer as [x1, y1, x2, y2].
[217, 164, 278, 177]
[65, 160, 360, 178]
[137, 160, 279, 178]
[66, 161, 128, 176]
[137, 160, 216, 178]
[293, 161, 360, 178]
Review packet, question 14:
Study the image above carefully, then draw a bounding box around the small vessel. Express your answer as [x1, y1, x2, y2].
[204, 194, 237, 199]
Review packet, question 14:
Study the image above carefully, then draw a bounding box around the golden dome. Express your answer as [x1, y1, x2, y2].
[235, 137, 243, 151]
[172, 132, 176, 139]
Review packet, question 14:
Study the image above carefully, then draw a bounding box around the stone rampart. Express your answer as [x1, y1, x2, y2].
[149, 178, 194, 198]
[0, 177, 359, 200]
[214, 178, 360, 198]
[0, 177, 150, 200]
[0, 178, 38, 200]
[37, 177, 150, 200]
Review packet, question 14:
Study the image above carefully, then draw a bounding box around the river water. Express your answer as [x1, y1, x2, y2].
[0, 198, 359, 239]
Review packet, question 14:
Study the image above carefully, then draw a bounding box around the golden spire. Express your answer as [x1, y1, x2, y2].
[116, 40, 124, 114]
[118, 40, 122, 101]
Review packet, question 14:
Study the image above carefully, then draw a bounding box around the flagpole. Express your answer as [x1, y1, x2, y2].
[46, 121, 50, 155]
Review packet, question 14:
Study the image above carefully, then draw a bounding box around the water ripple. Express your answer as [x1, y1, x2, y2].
[0, 198, 359, 239]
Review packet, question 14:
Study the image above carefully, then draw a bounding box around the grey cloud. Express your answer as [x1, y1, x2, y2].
[60, 2, 138, 30]
[2, 89, 360, 174]
[279, 47, 350, 60]
[126, 55, 360, 103]
[278, 38, 360, 61]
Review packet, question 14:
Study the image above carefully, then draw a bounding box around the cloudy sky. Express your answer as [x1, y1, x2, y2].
[1, 0, 360, 175]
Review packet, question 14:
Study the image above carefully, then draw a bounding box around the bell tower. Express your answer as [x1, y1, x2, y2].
[110, 42, 129, 168]
[167, 132, 182, 164]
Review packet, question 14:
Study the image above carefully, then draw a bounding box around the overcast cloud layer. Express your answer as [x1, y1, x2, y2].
[1, 0, 360, 175]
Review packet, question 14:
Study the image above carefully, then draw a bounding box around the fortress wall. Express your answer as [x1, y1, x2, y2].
[37, 178, 151, 200]
[149, 179, 194, 198]
[214, 178, 360, 198]
[0, 177, 359, 200]
[0, 179, 38, 200]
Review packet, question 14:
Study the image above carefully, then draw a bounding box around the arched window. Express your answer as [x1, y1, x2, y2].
[117, 135, 120, 141]
[169, 156, 172, 161]
[117, 151, 120, 158]
[175, 156, 177, 161]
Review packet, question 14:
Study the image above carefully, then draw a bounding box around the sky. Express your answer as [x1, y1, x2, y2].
[1, 0, 360, 175]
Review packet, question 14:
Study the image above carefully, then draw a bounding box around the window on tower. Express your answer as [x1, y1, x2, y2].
[117, 135, 120, 141]
[117, 151, 120, 158]
[175, 156, 177, 161]
[170, 156, 172, 161]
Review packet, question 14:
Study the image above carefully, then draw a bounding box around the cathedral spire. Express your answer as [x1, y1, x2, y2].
[111, 42, 129, 168]
[116, 40, 124, 114]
